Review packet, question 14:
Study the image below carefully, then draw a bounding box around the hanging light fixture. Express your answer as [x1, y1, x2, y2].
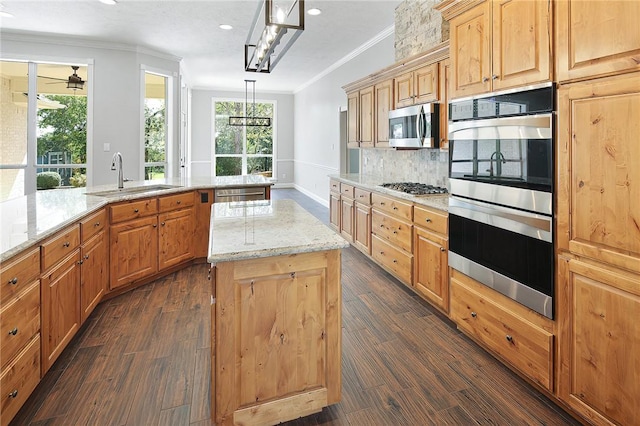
[66, 66, 85, 90]
[245, 0, 304, 73]
[229, 80, 271, 127]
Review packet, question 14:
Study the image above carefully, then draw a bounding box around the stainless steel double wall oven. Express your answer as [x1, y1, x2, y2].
[447, 83, 555, 319]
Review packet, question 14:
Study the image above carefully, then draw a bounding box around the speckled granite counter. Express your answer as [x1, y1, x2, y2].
[207, 199, 349, 263]
[0, 176, 273, 262]
[328, 173, 449, 212]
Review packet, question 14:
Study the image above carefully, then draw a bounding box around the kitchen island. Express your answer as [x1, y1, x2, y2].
[208, 199, 348, 425]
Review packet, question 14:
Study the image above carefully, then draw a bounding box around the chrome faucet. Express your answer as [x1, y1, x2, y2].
[487, 151, 507, 177]
[111, 152, 124, 189]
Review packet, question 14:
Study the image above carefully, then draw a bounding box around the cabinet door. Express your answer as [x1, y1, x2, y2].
[159, 208, 194, 270]
[374, 80, 393, 148]
[556, 0, 640, 82]
[414, 63, 439, 104]
[80, 231, 108, 324]
[109, 216, 158, 289]
[557, 73, 640, 274]
[558, 258, 640, 426]
[358, 86, 374, 148]
[353, 203, 371, 255]
[438, 58, 451, 149]
[394, 71, 414, 108]
[413, 227, 448, 313]
[329, 192, 340, 231]
[340, 198, 354, 242]
[491, 0, 551, 91]
[194, 189, 214, 258]
[449, 1, 491, 98]
[41, 251, 80, 373]
[347, 91, 359, 148]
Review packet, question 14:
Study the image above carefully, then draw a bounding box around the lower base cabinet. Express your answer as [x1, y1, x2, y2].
[159, 208, 194, 269]
[413, 225, 448, 313]
[80, 232, 108, 323]
[0, 335, 41, 426]
[109, 216, 159, 290]
[450, 268, 554, 392]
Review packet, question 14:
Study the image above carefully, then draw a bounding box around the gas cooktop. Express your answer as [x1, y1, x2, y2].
[380, 182, 448, 195]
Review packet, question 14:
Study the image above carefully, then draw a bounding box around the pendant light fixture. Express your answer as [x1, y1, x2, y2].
[229, 80, 271, 127]
[245, 0, 304, 73]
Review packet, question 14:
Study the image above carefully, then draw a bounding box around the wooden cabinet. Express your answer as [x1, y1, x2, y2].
[413, 206, 449, 313]
[448, 0, 551, 98]
[213, 250, 342, 425]
[353, 188, 371, 255]
[194, 189, 214, 258]
[0, 247, 41, 426]
[346, 87, 375, 148]
[450, 269, 554, 392]
[374, 79, 393, 148]
[109, 215, 158, 290]
[347, 90, 359, 148]
[80, 231, 107, 324]
[394, 63, 439, 108]
[159, 207, 194, 270]
[556, 0, 640, 82]
[41, 242, 80, 374]
[340, 186, 354, 242]
[558, 258, 640, 426]
[329, 192, 340, 231]
[438, 58, 451, 149]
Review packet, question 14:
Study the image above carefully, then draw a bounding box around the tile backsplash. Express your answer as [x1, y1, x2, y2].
[360, 148, 449, 188]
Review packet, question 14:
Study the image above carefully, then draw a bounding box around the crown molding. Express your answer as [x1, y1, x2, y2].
[434, 0, 486, 21]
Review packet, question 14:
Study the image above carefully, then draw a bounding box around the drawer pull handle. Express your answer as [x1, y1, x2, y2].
[94, 222, 100, 227]
[63, 242, 70, 248]
[84, 254, 90, 260]
[8, 327, 18, 336]
[506, 335, 513, 343]
[471, 312, 477, 318]
[9, 277, 18, 285]
[153, 224, 158, 228]
[134, 209, 139, 213]
[78, 260, 84, 265]
[392, 259, 398, 263]
[380, 224, 385, 228]
[492, 74, 499, 80]
[380, 251, 384, 255]
[380, 202, 386, 205]
[425, 218, 432, 223]
[177, 200, 181, 204]
[393, 206, 398, 210]
[482, 77, 490, 83]
[393, 231, 398, 234]
[161, 222, 166, 226]
[8, 390, 18, 399]
[440, 247, 445, 252]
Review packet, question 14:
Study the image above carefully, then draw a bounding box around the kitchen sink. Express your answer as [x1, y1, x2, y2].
[86, 184, 182, 198]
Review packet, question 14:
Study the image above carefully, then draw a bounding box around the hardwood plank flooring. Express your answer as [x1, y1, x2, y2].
[11, 188, 580, 425]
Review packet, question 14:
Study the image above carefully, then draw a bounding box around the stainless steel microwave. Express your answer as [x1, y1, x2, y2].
[388, 103, 439, 148]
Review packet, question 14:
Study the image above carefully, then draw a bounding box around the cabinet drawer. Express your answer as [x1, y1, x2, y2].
[1, 247, 40, 306]
[414, 205, 448, 235]
[159, 191, 194, 213]
[450, 274, 553, 391]
[110, 198, 158, 224]
[371, 210, 412, 253]
[354, 188, 371, 205]
[371, 234, 413, 285]
[1, 281, 40, 370]
[330, 179, 340, 193]
[80, 209, 107, 242]
[372, 193, 413, 221]
[340, 183, 354, 199]
[41, 225, 80, 271]
[0, 334, 41, 426]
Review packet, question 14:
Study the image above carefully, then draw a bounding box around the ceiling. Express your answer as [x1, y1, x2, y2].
[0, 0, 401, 93]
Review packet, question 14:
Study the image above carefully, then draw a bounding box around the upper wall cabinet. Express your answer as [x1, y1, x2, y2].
[447, 0, 551, 99]
[394, 63, 439, 108]
[346, 87, 375, 148]
[374, 79, 394, 148]
[556, 0, 640, 82]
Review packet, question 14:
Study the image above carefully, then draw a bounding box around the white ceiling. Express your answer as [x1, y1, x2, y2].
[0, 0, 401, 93]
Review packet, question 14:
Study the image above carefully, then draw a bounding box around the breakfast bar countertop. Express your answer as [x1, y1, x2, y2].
[207, 199, 349, 264]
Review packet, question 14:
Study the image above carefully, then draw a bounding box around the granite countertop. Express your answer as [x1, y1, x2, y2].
[0, 175, 274, 262]
[207, 199, 349, 264]
[329, 173, 449, 212]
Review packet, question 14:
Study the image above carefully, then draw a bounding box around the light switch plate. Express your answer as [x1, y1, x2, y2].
[103, 143, 110, 151]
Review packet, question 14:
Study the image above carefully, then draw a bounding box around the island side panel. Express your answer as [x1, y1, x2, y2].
[213, 250, 342, 425]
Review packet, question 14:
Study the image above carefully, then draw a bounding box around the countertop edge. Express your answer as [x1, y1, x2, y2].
[207, 241, 350, 264]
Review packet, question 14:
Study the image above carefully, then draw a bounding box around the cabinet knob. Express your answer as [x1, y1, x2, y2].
[8, 390, 18, 399]
[134, 209, 139, 213]
[8, 277, 18, 285]
[8, 327, 18, 336]
[393, 230, 398, 234]
[393, 206, 398, 210]
[392, 259, 398, 263]
[492, 74, 499, 80]
[440, 247, 445, 252]
[380, 224, 385, 228]
[482, 77, 490, 83]
[506, 335, 513, 343]
[84, 254, 90, 260]
[78, 260, 83, 265]
[380, 202, 386, 205]
[63, 242, 70, 248]
[380, 251, 384, 255]
[94, 222, 100, 227]
[161, 222, 165, 226]
[471, 312, 477, 318]
[177, 200, 181, 205]
[425, 218, 432, 223]
[153, 224, 157, 228]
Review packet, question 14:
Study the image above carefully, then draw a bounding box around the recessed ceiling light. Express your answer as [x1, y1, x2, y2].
[219, 24, 233, 30]
[98, 0, 117, 5]
[307, 8, 322, 16]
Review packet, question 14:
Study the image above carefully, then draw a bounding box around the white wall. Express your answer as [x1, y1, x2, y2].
[190, 89, 294, 185]
[292, 33, 395, 206]
[0, 32, 181, 187]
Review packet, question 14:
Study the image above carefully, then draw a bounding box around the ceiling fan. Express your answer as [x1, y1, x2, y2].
[39, 66, 86, 90]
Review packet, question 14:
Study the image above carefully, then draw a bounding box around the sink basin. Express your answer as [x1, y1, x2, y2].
[86, 184, 182, 198]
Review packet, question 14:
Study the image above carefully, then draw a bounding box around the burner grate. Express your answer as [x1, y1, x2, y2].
[380, 182, 448, 195]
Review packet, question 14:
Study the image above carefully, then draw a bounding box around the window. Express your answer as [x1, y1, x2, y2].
[144, 71, 167, 180]
[0, 60, 89, 201]
[213, 100, 274, 177]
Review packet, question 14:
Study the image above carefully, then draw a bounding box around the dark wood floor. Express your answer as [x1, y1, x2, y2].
[11, 188, 580, 426]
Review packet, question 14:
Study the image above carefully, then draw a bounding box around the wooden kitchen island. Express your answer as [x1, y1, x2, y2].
[208, 199, 349, 426]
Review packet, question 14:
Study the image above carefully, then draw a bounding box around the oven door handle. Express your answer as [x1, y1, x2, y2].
[448, 113, 553, 140]
[449, 196, 552, 243]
